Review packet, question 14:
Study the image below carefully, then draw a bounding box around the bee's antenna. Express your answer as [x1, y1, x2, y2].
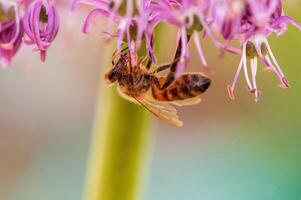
[112, 47, 129, 65]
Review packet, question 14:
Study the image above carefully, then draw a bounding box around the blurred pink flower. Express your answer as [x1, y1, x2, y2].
[149, 0, 217, 74]
[0, 1, 23, 68]
[23, 0, 59, 61]
[73, 0, 301, 101]
[219, 0, 301, 102]
[1, 0, 300, 103]
[71, 0, 158, 63]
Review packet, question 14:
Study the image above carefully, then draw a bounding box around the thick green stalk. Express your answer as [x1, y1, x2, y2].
[82, 49, 151, 200]
[82, 24, 170, 200]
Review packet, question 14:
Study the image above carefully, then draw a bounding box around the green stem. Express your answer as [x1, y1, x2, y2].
[82, 50, 151, 200]
[82, 24, 170, 200]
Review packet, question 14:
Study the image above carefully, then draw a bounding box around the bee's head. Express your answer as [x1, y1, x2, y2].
[104, 69, 114, 84]
[105, 53, 129, 84]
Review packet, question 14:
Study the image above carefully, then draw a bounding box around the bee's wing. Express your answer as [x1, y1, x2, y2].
[170, 96, 202, 106]
[116, 86, 182, 127]
[116, 86, 140, 105]
[134, 96, 183, 127]
[143, 96, 178, 114]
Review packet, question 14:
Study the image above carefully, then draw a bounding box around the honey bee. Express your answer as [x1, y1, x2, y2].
[105, 40, 211, 127]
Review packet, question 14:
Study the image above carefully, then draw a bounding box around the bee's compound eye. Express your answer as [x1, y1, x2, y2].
[104, 71, 111, 81]
[105, 69, 116, 83]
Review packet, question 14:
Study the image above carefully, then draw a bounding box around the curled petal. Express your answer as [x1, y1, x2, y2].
[271, 16, 301, 31]
[23, 0, 60, 61]
[82, 8, 111, 33]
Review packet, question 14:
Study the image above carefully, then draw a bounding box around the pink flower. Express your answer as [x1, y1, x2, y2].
[217, 0, 301, 102]
[210, 0, 244, 41]
[23, 0, 60, 61]
[149, 0, 222, 74]
[73, 0, 301, 102]
[72, 0, 157, 63]
[0, 1, 24, 68]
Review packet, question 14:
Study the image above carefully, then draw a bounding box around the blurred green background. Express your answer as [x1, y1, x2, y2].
[0, 2, 301, 200]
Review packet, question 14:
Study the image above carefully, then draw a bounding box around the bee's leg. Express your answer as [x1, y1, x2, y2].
[146, 34, 155, 70]
[152, 44, 181, 73]
[153, 34, 191, 73]
[170, 34, 192, 72]
[152, 64, 171, 73]
[153, 77, 161, 89]
[152, 34, 193, 90]
[153, 72, 175, 90]
[161, 72, 175, 90]
[146, 57, 152, 70]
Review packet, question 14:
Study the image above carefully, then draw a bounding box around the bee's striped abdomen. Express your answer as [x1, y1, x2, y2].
[152, 73, 211, 102]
